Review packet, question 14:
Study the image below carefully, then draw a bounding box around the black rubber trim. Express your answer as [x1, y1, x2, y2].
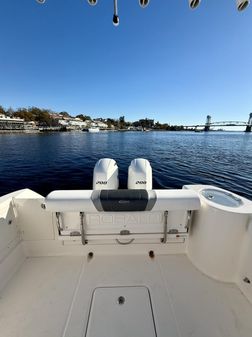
[92, 189, 157, 212]
[100, 189, 149, 212]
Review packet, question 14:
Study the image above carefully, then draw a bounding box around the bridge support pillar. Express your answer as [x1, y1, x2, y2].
[204, 115, 211, 132]
[245, 113, 252, 132]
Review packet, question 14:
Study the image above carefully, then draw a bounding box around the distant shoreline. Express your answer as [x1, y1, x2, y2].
[0, 129, 248, 134]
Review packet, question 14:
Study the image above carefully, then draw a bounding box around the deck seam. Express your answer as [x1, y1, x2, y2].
[156, 256, 183, 337]
[61, 257, 87, 337]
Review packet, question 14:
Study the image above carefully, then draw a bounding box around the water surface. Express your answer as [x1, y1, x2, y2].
[0, 131, 251, 199]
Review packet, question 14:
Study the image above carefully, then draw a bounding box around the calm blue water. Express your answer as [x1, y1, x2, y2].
[0, 131, 251, 199]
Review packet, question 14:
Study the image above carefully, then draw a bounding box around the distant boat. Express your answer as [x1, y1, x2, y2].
[88, 127, 100, 133]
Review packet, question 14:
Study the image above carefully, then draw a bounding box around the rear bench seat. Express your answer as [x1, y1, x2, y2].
[43, 189, 201, 244]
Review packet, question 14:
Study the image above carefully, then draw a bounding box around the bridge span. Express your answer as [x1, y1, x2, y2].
[186, 113, 252, 132]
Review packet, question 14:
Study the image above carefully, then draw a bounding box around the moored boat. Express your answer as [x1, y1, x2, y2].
[88, 127, 100, 133]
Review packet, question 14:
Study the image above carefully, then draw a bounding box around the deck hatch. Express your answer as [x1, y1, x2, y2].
[85, 286, 157, 337]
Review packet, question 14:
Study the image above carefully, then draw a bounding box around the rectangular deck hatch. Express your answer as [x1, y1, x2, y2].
[85, 286, 157, 337]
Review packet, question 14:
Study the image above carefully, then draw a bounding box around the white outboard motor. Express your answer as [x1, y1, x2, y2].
[93, 158, 119, 190]
[128, 158, 152, 190]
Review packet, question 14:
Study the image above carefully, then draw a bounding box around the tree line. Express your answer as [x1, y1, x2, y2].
[0, 105, 186, 130]
[1, 106, 56, 126]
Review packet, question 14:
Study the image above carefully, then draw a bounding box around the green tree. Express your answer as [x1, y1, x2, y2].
[14, 108, 33, 121]
[107, 119, 112, 128]
[0, 105, 6, 115]
[154, 121, 161, 129]
[119, 116, 125, 129]
[60, 111, 71, 117]
[6, 107, 14, 117]
[76, 114, 92, 121]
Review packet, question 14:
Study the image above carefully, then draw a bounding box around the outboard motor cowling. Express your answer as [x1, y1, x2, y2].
[128, 158, 152, 190]
[93, 158, 119, 190]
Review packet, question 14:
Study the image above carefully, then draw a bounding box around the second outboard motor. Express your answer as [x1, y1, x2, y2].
[93, 158, 119, 190]
[128, 158, 152, 190]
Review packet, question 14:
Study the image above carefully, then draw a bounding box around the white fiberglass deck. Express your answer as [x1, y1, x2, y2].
[1, 254, 252, 337]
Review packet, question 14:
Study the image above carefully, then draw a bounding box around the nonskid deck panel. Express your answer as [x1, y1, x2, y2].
[1, 254, 252, 337]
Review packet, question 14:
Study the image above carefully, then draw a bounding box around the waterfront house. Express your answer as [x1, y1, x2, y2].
[0, 114, 24, 130]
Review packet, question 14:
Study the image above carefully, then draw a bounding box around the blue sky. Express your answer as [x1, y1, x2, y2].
[0, 0, 251, 125]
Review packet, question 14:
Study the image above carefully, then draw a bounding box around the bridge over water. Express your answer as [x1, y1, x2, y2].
[185, 113, 252, 132]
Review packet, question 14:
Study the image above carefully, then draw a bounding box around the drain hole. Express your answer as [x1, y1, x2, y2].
[88, 252, 94, 259]
[117, 296, 125, 305]
[243, 277, 251, 284]
[149, 250, 155, 258]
